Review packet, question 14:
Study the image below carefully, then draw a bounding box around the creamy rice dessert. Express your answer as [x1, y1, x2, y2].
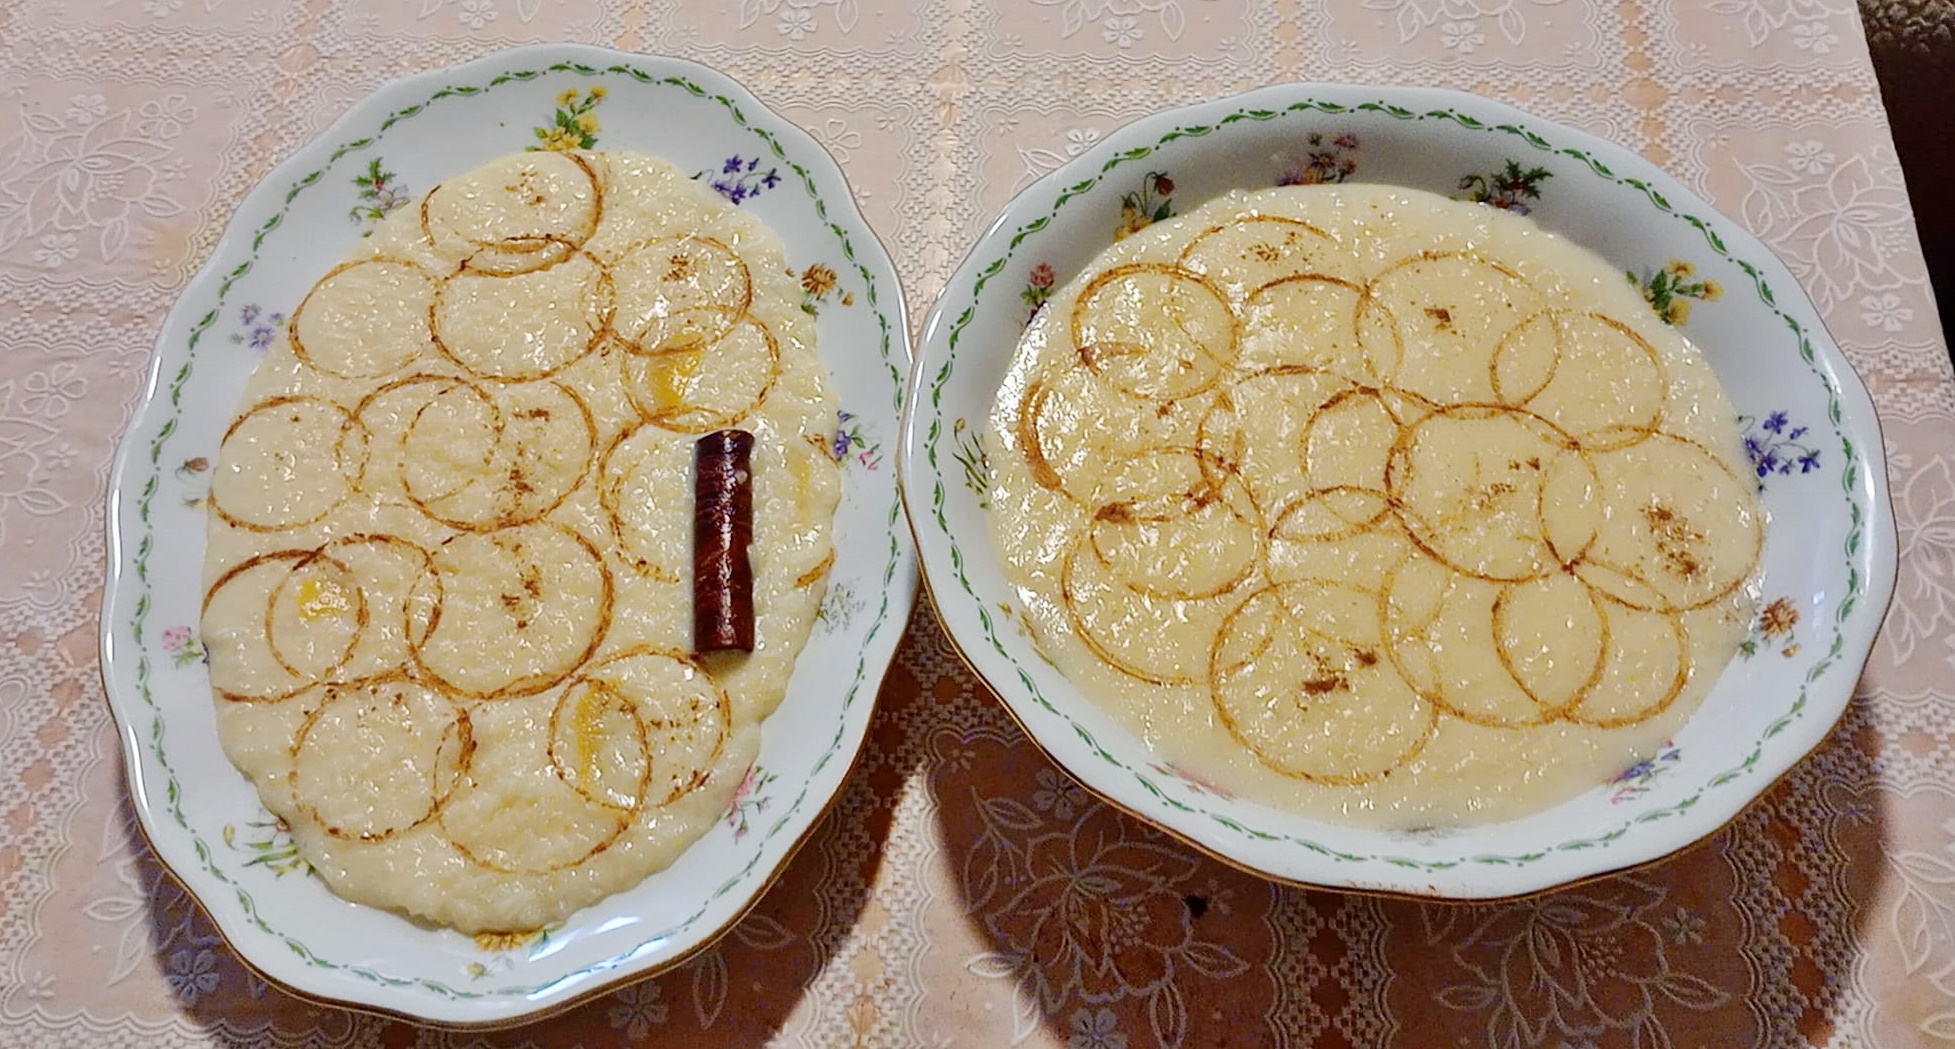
[986, 184, 1763, 827]
[200, 151, 840, 932]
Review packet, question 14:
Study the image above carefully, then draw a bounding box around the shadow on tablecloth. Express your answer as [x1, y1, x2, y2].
[919, 599, 1890, 1048]
[112, 596, 1891, 1046]
[112, 686, 892, 1045]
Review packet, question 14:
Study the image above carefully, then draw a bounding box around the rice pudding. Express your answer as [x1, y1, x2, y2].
[200, 151, 840, 932]
[986, 184, 1763, 827]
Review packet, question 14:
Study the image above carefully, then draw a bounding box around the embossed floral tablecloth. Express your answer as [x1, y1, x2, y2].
[3, 2, 1953, 1046]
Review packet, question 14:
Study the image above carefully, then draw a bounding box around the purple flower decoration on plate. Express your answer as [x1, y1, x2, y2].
[698, 155, 782, 204]
[1739, 411, 1820, 487]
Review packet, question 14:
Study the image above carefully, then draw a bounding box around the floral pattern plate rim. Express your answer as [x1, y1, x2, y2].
[900, 83, 1896, 901]
[99, 44, 913, 1028]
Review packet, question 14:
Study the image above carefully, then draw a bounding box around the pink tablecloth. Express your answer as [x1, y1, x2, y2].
[3, 1, 1953, 1045]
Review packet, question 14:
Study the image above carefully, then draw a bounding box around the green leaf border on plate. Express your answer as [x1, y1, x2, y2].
[124, 60, 907, 1001]
[921, 97, 1868, 874]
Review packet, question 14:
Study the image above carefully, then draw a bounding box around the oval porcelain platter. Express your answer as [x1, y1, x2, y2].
[901, 84, 1896, 901]
[101, 44, 913, 1027]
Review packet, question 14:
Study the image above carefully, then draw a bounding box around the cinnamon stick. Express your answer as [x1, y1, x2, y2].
[692, 429, 756, 653]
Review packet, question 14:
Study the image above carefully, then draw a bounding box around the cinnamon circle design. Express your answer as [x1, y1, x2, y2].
[290, 677, 471, 842]
[201, 536, 441, 704]
[989, 185, 1764, 809]
[399, 378, 597, 532]
[429, 246, 614, 382]
[204, 550, 340, 704]
[609, 235, 755, 355]
[547, 680, 654, 812]
[289, 258, 437, 380]
[595, 424, 688, 582]
[265, 550, 367, 682]
[564, 650, 729, 808]
[1177, 215, 1345, 296]
[1492, 311, 1669, 450]
[1569, 432, 1764, 613]
[1083, 447, 1264, 602]
[200, 151, 841, 931]
[1058, 533, 1236, 688]
[210, 397, 357, 531]
[439, 693, 640, 875]
[1070, 263, 1238, 402]
[1208, 582, 1438, 784]
[1385, 402, 1591, 584]
[1237, 274, 1371, 380]
[413, 523, 613, 702]
[620, 313, 782, 433]
[421, 151, 603, 274]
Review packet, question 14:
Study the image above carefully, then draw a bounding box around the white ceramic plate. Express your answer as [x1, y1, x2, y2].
[902, 84, 1896, 900]
[101, 44, 913, 1027]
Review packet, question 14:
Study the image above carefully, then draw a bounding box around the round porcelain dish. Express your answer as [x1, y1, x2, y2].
[101, 43, 914, 1027]
[901, 83, 1895, 900]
